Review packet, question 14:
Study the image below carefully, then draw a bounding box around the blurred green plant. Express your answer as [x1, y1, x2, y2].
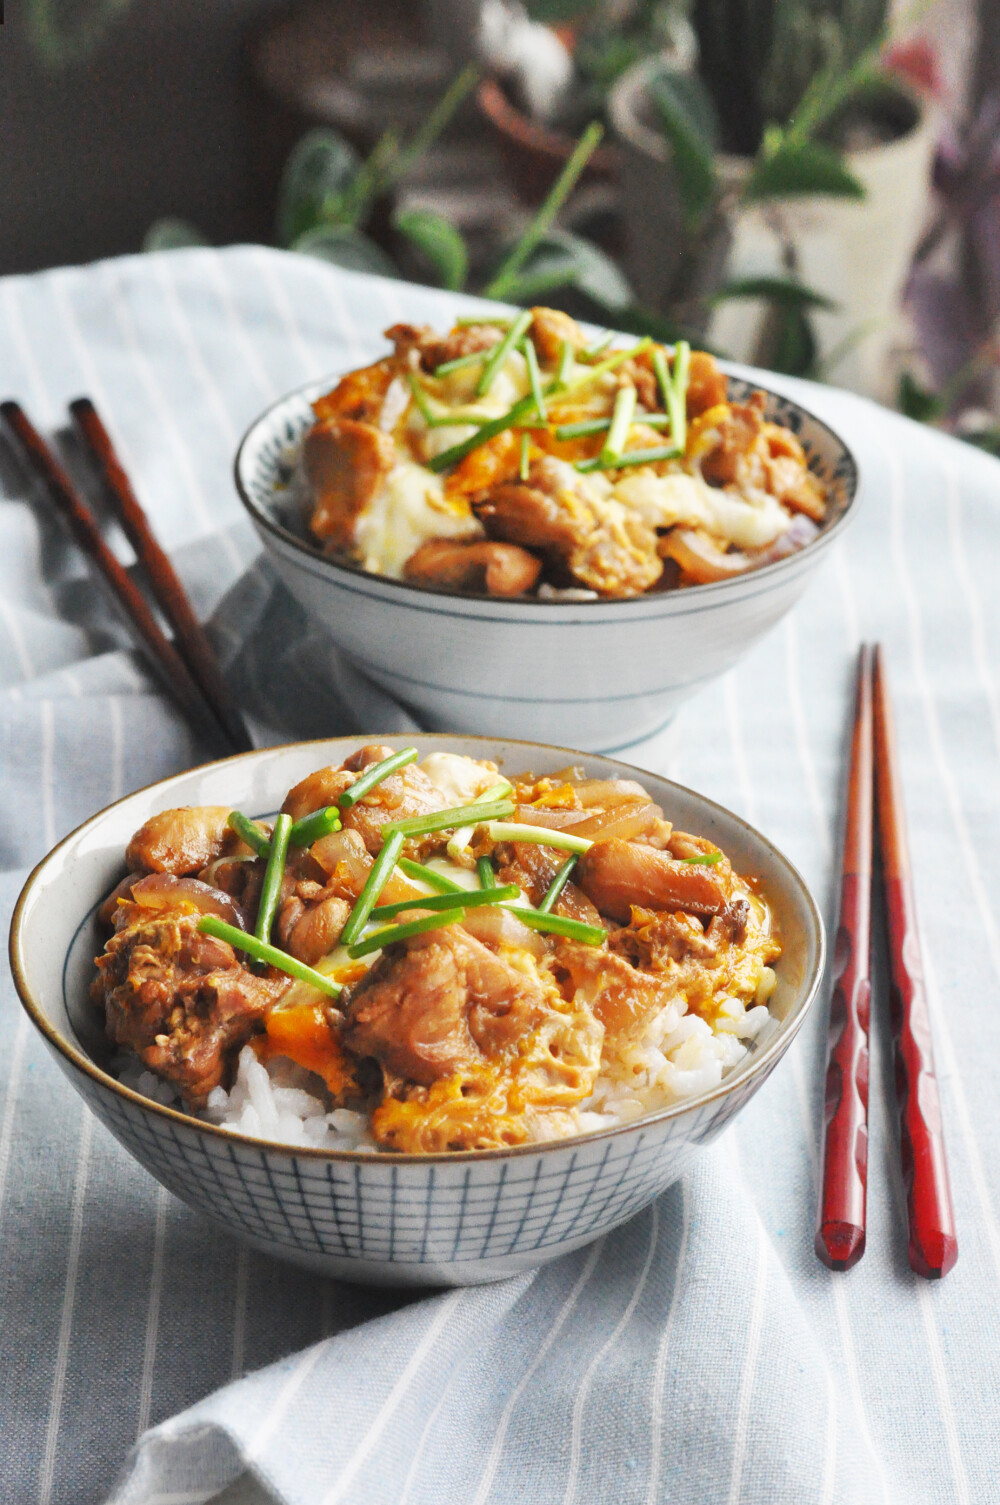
[26, 0, 132, 67]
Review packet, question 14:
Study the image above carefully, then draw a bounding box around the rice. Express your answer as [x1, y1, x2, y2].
[117, 979, 772, 1152]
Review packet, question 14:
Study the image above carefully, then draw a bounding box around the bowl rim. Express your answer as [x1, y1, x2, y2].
[232, 364, 861, 612]
[9, 733, 827, 1165]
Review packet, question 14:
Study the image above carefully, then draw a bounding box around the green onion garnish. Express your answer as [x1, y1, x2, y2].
[254, 812, 291, 944]
[447, 779, 516, 861]
[397, 856, 466, 894]
[455, 315, 511, 327]
[197, 915, 342, 997]
[523, 337, 548, 421]
[370, 884, 520, 921]
[427, 392, 539, 473]
[681, 850, 723, 865]
[433, 349, 489, 378]
[288, 806, 342, 847]
[476, 309, 532, 397]
[575, 443, 681, 474]
[227, 811, 271, 858]
[486, 821, 593, 854]
[582, 329, 614, 359]
[506, 909, 606, 945]
[560, 338, 652, 397]
[555, 339, 574, 389]
[347, 907, 467, 959]
[477, 855, 496, 889]
[339, 830, 405, 947]
[554, 414, 669, 441]
[653, 343, 690, 455]
[385, 798, 515, 839]
[520, 429, 531, 481]
[407, 370, 439, 425]
[538, 855, 578, 913]
[339, 747, 419, 809]
[602, 383, 637, 466]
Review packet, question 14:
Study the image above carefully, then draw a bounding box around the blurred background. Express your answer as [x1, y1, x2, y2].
[1, 0, 998, 447]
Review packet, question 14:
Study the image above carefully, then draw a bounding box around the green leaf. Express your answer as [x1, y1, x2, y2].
[277, 129, 362, 246]
[143, 218, 209, 252]
[291, 226, 398, 278]
[711, 275, 838, 312]
[522, 0, 600, 20]
[648, 71, 720, 230]
[496, 229, 633, 311]
[897, 372, 943, 424]
[744, 129, 865, 202]
[392, 208, 469, 291]
[766, 305, 819, 378]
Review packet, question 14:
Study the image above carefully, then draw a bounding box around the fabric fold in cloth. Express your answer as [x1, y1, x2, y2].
[1, 247, 998, 1505]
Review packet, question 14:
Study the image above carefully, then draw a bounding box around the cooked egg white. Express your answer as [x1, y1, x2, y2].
[612, 469, 791, 549]
[353, 460, 483, 578]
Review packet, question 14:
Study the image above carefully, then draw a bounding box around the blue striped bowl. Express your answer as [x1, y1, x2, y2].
[234, 371, 860, 752]
[10, 736, 824, 1287]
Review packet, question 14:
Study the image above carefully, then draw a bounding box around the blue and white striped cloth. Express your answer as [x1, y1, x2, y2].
[1, 248, 998, 1505]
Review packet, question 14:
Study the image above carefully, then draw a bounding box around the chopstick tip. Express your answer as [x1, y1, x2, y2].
[816, 1221, 866, 1272]
[909, 1231, 958, 1281]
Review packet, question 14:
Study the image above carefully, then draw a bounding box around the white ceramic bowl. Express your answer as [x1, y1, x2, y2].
[234, 373, 859, 752]
[10, 735, 824, 1287]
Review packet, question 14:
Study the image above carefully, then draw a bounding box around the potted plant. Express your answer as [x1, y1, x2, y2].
[476, 0, 695, 202]
[609, 0, 940, 392]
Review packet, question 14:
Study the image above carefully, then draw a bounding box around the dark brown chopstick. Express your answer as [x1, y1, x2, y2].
[68, 398, 253, 753]
[873, 646, 958, 1279]
[0, 400, 231, 753]
[816, 644, 873, 1271]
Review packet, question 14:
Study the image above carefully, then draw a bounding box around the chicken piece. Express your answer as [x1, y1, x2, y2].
[553, 941, 675, 1043]
[686, 350, 729, 417]
[385, 321, 502, 373]
[576, 837, 729, 922]
[699, 395, 766, 488]
[95, 900, 286, 1104]
[339, 745, 451, 855]
[529, 307, 586, 365]
[281, 766, 356, 824]
[276, 889, 352, 966]
[444, 429, 522, 502]
[403, 538, 542, 597]
[312, 359, 395, 424]
[342, 922, 550, 1087]
[495, 843, 602, 928]
[125, 807, 234, 877]
[474, 456, 662, 597]
[765, 457, 827, 522]
[608, 906, 721, 971]
[304, 417, 395, 550]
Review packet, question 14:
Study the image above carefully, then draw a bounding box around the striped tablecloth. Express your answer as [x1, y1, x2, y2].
[1, 247, 998, 1505]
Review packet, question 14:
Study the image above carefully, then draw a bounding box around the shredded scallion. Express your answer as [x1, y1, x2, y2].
[339, 830, 405, 947]
[476, 309, 532, 397]
[602, 384, 637, 465]
[397, 856, 466, 894]
[386, 798, 514, 840]
[370, 884, 520, 921]
[347, 907, 467, 959]
[538, 855, 578, 913]
[339, 747, 418, 809]
[486, 821, 592, 854]
[254, 813, 291, 944]
[197, 916, 342, 996]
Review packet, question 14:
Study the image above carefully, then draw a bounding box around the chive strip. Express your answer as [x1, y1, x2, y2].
[486, 821, 592, 853]
[523, 337, 548, 421]
[602, 384, 637, 465]
[407, 370, 439, 424]
[559, 338, 652, 397]
[198, 915, 342, 997]
[427, 392, 539, 473]
[575, 443, 681, 474]
[476, 309, 532, 396]
[227, 811, 271, 858]
[455, 314, 511, 327]
[554, 413, 670, 441]
[671, 340, 691, 454]
[681, 850, 723, 865]
[254, 813, 291, 943]
[505, 909, 606, 945]
[434, 349, 489, 378]
[371, 884, 520, 920]
[339, 830, 405, 947]
[347, 907, 467, 959]
[582, 329, 614, 359]
[339, 747, 419, 809]
[288, 806, 342, 847]
[555, 339, 574, 389]
[397, 856, 466, 894]
[538, 855, 578, 913]
[385, 797, 514, 839]
[477, 855, 496, 889]
[519, 429, 531, 481]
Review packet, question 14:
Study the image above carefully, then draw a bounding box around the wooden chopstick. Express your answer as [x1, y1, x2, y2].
[68, 398, 254, 754]
[0, 400, 231, 753]
[872, 645, 958, 1279]
[816, 643, 874, 1271]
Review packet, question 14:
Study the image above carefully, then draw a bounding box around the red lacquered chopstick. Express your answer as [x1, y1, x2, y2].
[816, 643, 873, 1271]
[0, 400, 228, 752]
[68, 398, 253, 753]
[873, 646, 958, 1279]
